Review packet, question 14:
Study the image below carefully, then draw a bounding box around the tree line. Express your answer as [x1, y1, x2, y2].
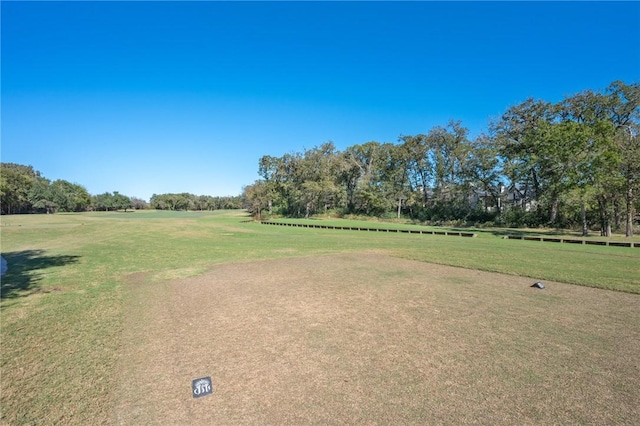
[0, 163, 241, 214]
[149, 193, 242, 211]
[243, 80, 639, 237]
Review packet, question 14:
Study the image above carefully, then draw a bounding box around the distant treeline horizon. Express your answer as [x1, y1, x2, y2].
[0, 162, 242, 214]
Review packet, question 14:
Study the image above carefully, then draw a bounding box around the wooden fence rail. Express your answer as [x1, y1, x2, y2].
[259, 221, 477, 238]
[503, 235, 637, 248]
[251, 221, 638, 247]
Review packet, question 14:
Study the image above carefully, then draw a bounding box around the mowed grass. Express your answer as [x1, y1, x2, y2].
[1, 210, 639, 424]
[116, 254, 640, 425]
[267, 217, 640, 293]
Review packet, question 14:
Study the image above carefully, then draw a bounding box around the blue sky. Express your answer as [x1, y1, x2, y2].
[2, 1, 639, 200]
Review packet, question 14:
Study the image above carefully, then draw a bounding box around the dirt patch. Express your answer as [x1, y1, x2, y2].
[114, 253, 640, 425]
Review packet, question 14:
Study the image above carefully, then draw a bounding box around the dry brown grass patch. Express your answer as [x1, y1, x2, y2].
[115, 253, 640, 425]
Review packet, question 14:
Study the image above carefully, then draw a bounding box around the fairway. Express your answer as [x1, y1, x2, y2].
[1, 211, 639, 424]
[115, 253, 639, 425]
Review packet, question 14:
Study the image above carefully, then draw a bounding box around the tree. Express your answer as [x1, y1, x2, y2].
[0, 163, 40, 214]
[406, 121, 473, 221]
[28, 177, 57, 214]
[615, 124, 640, 237]
[130, 197, 149, 210]
[466, 134, 504, 217]
[341, 142, 401, 216]
[112, 192, 133, 212]
[400, 134, 434, 207]
[380, 143, 410, 219]
[150, 193, 190, 210]
[340, 141, 388, 214]
[432, 121, 471, 196]
[605, 81, 640, 236]
[249, 80, 638, 231]
[258, 155, 287, 215]
[149, 193, 241, 211]
[492, 99, 560, 224]
[242, 180, 270, 219]
[48, 180, 91, 212]
[558, 82, 640, 236]
[298, 142, 344, 217]
[559, 89, 610, 235]
[492, 99, 601, 227]
[93, 192, 115, 211]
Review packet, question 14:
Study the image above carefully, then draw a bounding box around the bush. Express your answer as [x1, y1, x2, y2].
[501, 207, 545, 228]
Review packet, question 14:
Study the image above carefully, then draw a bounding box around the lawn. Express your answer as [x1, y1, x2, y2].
[1, 210, 639, 424]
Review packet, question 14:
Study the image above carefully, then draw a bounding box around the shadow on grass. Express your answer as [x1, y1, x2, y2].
[1, 250, 81, 300]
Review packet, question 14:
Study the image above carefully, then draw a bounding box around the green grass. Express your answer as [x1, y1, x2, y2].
[1, 210, 639, 424]
[262, 216, 639, 292]
[269, 215, 640, 242]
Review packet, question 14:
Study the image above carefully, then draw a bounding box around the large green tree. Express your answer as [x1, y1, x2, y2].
[0, 163, 41, 214]
[339, 141, 391, 215]
[112, 191, 133, 212]
[398, 121, 473, 220]
[299, 142, 344, 217]
[558, 82, 640, 236]
[28, 177, 57, 214]
[465, 134, 504, 216]
[605, 81, 640, 237]
[491, 98, 559, 223]
[93, 192, 116, 211]
[242, 180, 270, 219]
[48, 180, 91, 212]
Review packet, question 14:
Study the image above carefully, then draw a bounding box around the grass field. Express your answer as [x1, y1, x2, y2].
[1, 210, 639, 424]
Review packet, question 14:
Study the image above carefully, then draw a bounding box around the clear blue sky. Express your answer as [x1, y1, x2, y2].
[2, 1, 639, 200]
